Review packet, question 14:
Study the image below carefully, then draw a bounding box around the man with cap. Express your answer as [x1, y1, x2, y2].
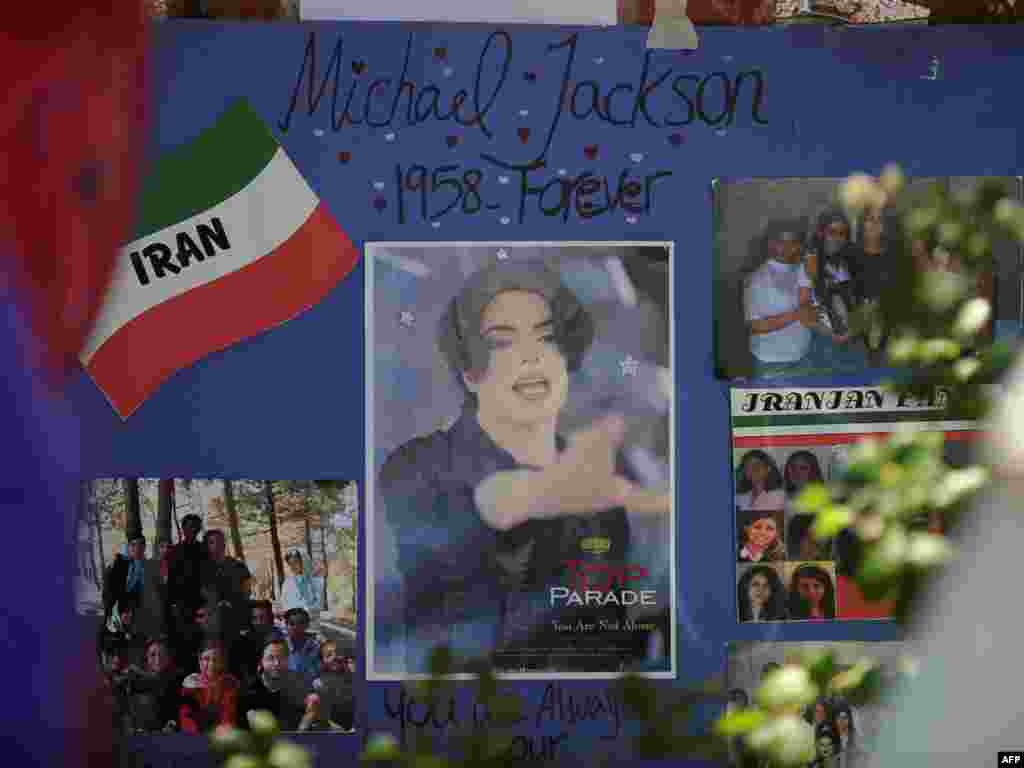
[743, 219, 821, 377]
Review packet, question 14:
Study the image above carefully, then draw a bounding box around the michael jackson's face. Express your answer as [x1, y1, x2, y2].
[467, 290, 569, 428]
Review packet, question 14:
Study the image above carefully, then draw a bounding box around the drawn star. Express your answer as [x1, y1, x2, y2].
[496, 248, 509, 260]
[398, 310, 415, 328]
[620, 355, 640, 377]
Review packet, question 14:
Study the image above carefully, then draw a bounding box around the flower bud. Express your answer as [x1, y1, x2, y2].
[756, 666, 817, 712]
[268, 741, 312, 768]
[839, 174, 885, 212]
[878, 164, 904, 195]
[954, 298, 991, 338]
[246, 710, 280, 739]
[906, 532, 955, 567]
[363, 733, 401, 762]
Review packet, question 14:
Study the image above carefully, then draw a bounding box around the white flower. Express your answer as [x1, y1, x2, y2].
[953, 357, 982, 382]
[210, 725, 251, 754]
[839, 173, 886, 212]
[917, 338, 960, 365]
[931, 467, 988, 507]
[224, 757, 263, 768]
[887, 335, 918, 364]
[246, 710, 279, 738]
[878, 164, 905, 195]
[747, 715, 815, 767]
[994, 198, 1024, 227]
[268, 741, 312, 768]
[918, 269, 967, 311]
[954, 298, 992, 338]
[756, 665, 817, 712]
[363, 733, 400, 761]
[849, 436, 884, 465]
[906, 532, 955, 567]
[937, 219, 963, 246]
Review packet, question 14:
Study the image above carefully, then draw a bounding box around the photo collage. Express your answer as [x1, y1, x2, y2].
[731, 386, 981, 623]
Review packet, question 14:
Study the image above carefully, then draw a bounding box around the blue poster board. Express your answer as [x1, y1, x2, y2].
[73, 19, 1022, 767]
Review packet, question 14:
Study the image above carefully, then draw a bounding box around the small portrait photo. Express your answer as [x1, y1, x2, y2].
[734, 448, 786, 511]
[781, 448, 828, 507]
[366, 242, 675, 679]
[786, 512, 834, 563]
[736, 508, 785, 563]
[713, 176, 1017, 380]
[785, 561, 837, 621]
[736, 563, 788, 623]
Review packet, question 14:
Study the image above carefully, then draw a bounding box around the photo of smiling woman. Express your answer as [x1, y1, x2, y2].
[737, 509, 785, 563]
[734, 450, 785, 511]
[367, 243, 675, 679]
[786, 562, 837, 621]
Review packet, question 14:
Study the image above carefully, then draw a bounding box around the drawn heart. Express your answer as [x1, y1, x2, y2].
[446, 135, 459, 148]
[500, 216, 511, 225]
[517, 127, 530, 143]
[372, 181, 385, 191]
[434, 46, 447, 60]
[498, 175, 510, 184]
[352, 60, 367, 75]
[523, 71, 537, 83]
[629, 152, 645, 163]
[668, 133, 684, 147]
[338, 151, 352, 163]
[584, 144, 598, 160]
[373, 196, 386, 212]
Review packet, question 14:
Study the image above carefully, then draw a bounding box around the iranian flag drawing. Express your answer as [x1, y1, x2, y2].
[81, 99, 359, 418]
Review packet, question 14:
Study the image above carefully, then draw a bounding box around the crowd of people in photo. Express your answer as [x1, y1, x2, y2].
[728, 663, 872, 768]
[97, 513, 356, 735]
[742, 205, 981, 378]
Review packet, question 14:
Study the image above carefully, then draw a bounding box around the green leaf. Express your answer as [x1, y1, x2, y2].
[813, 506, 853, 539]
[806, 652, 837, 691]
[793, 484, 831, 514]
[716, 709, 767, 737]
[362, 733, 402, 762]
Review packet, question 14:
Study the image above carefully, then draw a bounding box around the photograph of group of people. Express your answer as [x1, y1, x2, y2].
[726, 641, 907, 768]
[734, 434, 971, 622]
[714, 176, 1020, 380]
[367, 242, 675, 678]
[76, 479, 359, 735]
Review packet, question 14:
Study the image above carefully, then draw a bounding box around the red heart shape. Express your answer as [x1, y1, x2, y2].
[351, 60, 366, 76]
[584, 144, 598, 159]
[517, 127, 530, 143]
[338, 151, 352, 163]
[446, 135, 459, 148]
